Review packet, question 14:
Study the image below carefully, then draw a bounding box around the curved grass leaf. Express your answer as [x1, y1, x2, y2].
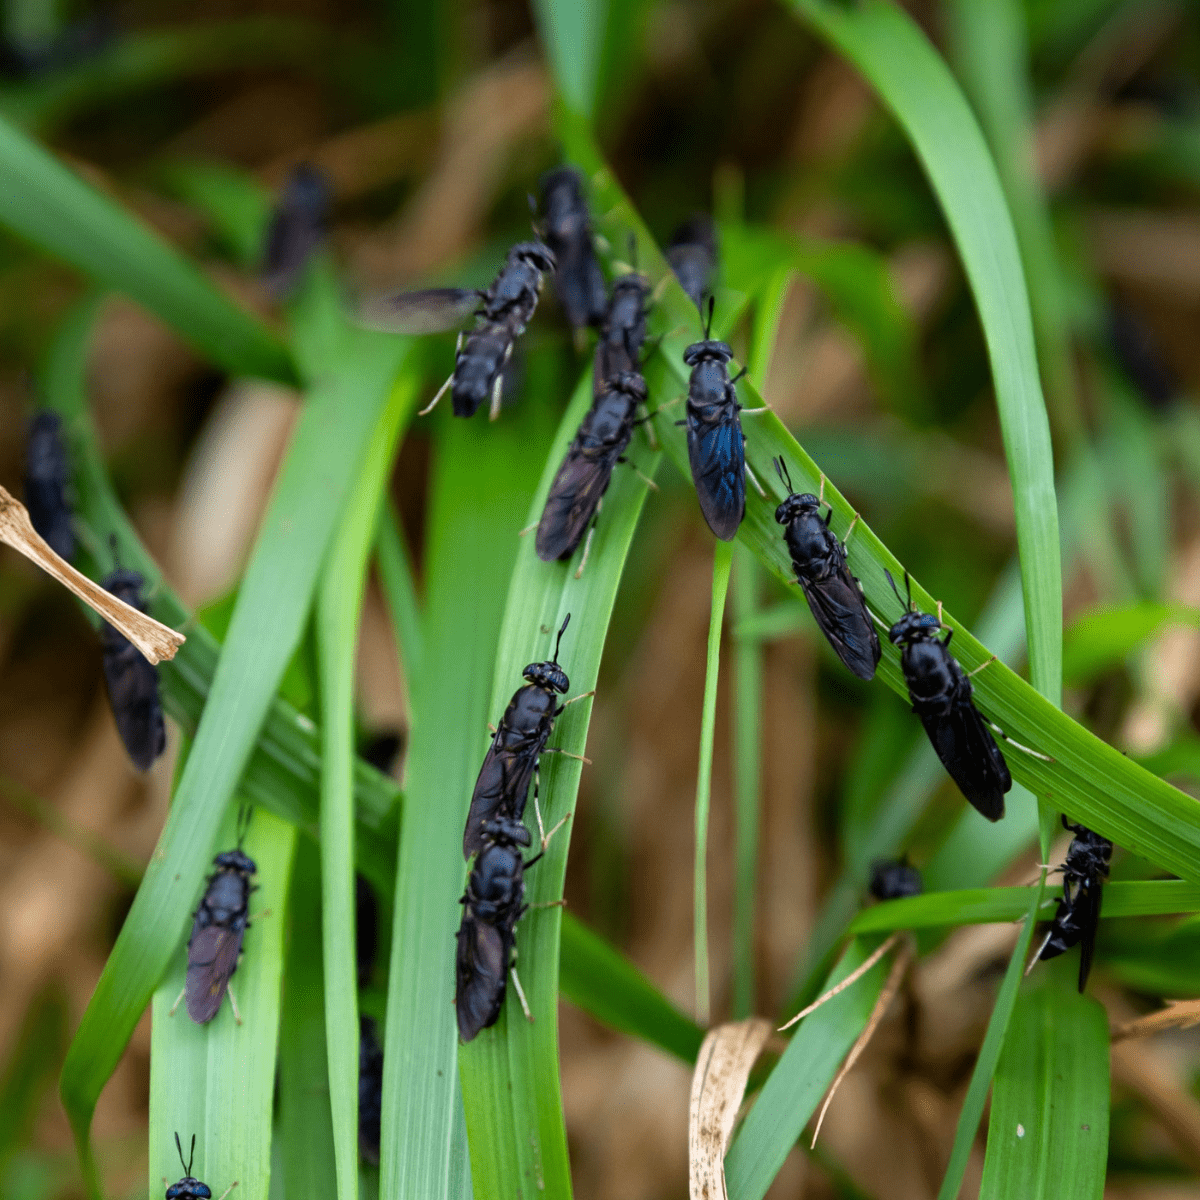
[979, 959, 1109, 1200]
[1063, 602, 1200, 685]
[457, 369, 659, 1200]
[148, 807, 296, 1200]
[318, 377, 414, 1200]
[379, 399, 555, 1200]
[60, 283, 409, 1196]
[0, 115, 293, 383]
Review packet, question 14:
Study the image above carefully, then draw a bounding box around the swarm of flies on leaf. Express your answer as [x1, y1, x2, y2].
[164, 1133, 236, 1200]
[172, 805, 258, 1025]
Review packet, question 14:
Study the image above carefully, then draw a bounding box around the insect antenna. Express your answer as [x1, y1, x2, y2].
[883, 567, 904, 608]
[235, 802, 253, 849]
[175, 1131, 195, 1177]
[773, 456, 794, 494]
[703, 294, 715, 339]
[552, 612, 571, 663]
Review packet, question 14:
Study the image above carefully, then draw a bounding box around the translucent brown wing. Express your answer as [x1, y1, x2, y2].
[536, 443, 623, 562]
[356, 287, 481, 334]
[185, 923, 245, 1023]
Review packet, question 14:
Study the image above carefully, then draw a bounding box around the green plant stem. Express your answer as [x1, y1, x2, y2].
[695, 540, 733, 1027]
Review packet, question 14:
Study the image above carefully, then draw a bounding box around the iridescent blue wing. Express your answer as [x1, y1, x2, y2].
[686, 409, 744, 541]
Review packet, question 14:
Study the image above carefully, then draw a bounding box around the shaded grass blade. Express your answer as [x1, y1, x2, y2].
[379, 401, 554, 1200]
[376, 502, 424, 687]
[979, 959, 1109, 1200]
[457, 369, 660, 1200]
[0, 115, 293, 383]
[60, 284, 409, 1192]
[318, 377, 414, 1200]
[148, 807, 296, 1200]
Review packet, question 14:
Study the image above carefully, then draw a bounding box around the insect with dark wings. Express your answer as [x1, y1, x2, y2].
[362, 240, 555, 421]
[358, 1016, 384, 1164]
[540, 165, 607, 333]
[173, 806, 257, 1024]
[462, 614, 586, 858]
[25, 410, 74, 562]
[666, 214, 717, 310]
[100, 566, 166, 771]
[773, 457, 880, 681]
[537, 370, 649, 571]
[869, 858, 923, 901]
[886, 570, 1011, 822]
[593, 266, 650, 393]
[260, 162, 330, 300]
[1033, 817, 1113, 991]
[165, 1132, 236, 1200]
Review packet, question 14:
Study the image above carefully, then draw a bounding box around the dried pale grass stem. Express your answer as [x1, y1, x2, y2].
[1112, 999, 1200, 1043]
[0, 486, 184, 664]
[778, 930, 901, 1032]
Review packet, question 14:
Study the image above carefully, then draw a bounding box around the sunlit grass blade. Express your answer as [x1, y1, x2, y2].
[380, 398, 555, 1200]
[148, 807, 296, 1200]
[979, 959, 1109, 1200]
[0, 115, 293, 383]
[457, 368, 659, 1200]
[560, 913, 705, 1063]
[318, 376, 414, 1200]
[695, 541, 732, 1026]
[60, 280, 410, 1195]
[723, 938, 891, 1200]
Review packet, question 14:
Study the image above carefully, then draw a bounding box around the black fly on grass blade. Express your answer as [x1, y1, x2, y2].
[101, 565, 166, 771]
[463, 615, 589, 858]
[358, 1016, 383, 1164]
[173, 806, 257, 1025]
[593, 266, 650, 394]
[24, 410, 74, 562]
[885, 570, 1012, 822]
[360, 241, 555, 421]
[260, 162, 330, 300]
[869, 859, 923, 901]
[539, 166, 607, 333]
[666, 215, 717, 310]
[1033, 817, 1113, 991]
[773, 457, 880, 681]
[165, 1132, 236, 1200]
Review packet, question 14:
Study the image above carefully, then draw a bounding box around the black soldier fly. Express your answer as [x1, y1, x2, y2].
[869, 859, 923, 901]
[173, 806, 257, 1024]
[773, 458, 880, 681]
[539, 166, 607, 335]
[1033, 817, 1113, 991]
[362, 240, 555, 421]
[885, 570, 1011, 822]
[358, 1016, 383, 1165]
[24, 410, 74, 562]
[165, 1133, 236, 1200]
[101, 565, 166, 771]
[463, 614, 589, 858]
[536, 370, 650, 571]
[680, 298, 764, 541]
[593, 264, 651, 394]
[261, 162, 330, 300]
[666, 215, 717, 310]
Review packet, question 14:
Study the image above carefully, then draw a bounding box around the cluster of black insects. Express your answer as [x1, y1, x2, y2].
[17, 162, 1117, 1191]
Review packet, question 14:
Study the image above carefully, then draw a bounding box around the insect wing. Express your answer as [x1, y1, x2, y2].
[918, 697, 1011, 822]
[797, 566, 881, 680]
[686, 407, 745, 541]
[103, 642, 165, 771]
[462, 737, 540, 858]
[1076, 876, 1103, 991]
[456, 911, 509, 1041]
[357, 287, 480, 334]
[554, 242, 608, 329]
[667, 242, 715, 309]
[185, 923, 245, 1023]
[536, 439, 623, 562]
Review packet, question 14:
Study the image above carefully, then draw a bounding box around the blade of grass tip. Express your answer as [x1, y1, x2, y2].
[457, 366, 659, 1200]
[279, 839, 338, 1200]
[375, 500, 424, 696]
[559, 912, 705, 1064]
[696, 541, 733, 1027]
[380, 395, 555, 1200]
[723, 938, 892, 1200]
[937, 883, 1042, 1200]
[148, 807, 296, 1200]
[531, 0, 607, 121]
[979, 957, 1109, 1200]
[318, 376, 413, 1200]
[0, 115, 293, 383]
[60, 277, 410, 1195]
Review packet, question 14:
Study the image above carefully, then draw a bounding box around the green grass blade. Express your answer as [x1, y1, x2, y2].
[457, 368, 659, 1200]
[0, 115, 293, 383]
[60, 291, 409, 1192]
[559, 913, 705, 1064]
[318, 377, 414, 1200]
[979, 959, 1109, 1200]
[789, 0, 1061, 714]
[937, 889, 1041, 1200]
[148, 808, 296, 1200]
[380, 401, 553, 1200]
[695, 541, 732, 1026]
[376, 501, 424, 688]
[1063, 602, 1200, 685]
[531, 0, 606, 119]
[279, 840, 338, 1200]
[724, 938, 891, 1200]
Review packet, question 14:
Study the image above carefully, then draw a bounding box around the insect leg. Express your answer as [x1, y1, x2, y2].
[169, 986, 186, 1017]
[509, 965, 534, 1023]
[843, 513, 860, 544]
[227, 983, 244, 1025]
[573, 327, 589, 354]
[618, 457, 659, 491]
[543, 747, 593, 765]
[936, 599, 944, 625]
[518, 521, 538, 537]
[740, 406, 770, 415]
[539, 810, 571, 851]
[868, 608, 891, 633]
[531, 768, 546, 846]
[489, 369, 505, 422]
[418, 373, 454, 417]
[967, 655, 998, 678]
[985, 723, 1055, 762]
[1026, 927, 1057, 976]
[558, 689, 596, 710]
[574, 523, 596, 579]
[215, 1185, 240, 1200]
[744, 462, 767, 498]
